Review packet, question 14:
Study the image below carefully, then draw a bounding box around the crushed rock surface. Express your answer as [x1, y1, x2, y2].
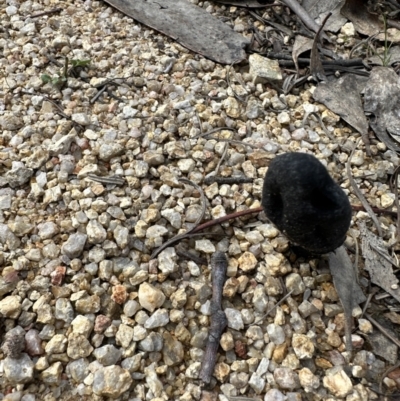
[0, 0, 399, 400]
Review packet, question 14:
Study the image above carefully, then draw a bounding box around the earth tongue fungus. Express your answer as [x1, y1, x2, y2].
[262, 153, 352, 254]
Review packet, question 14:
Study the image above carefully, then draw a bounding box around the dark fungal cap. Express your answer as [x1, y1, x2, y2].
[262, 152, 352, 254]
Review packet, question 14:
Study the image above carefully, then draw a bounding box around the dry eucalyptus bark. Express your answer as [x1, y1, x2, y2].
[199, 251, 228, 384]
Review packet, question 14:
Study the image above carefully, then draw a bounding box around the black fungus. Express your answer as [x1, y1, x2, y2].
[262, 153, 352, 253]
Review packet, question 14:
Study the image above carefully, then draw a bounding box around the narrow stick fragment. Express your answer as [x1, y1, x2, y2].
[200, 252, 228, 384]
[210, 252, 228, 309]
[199, 310, 227, 384]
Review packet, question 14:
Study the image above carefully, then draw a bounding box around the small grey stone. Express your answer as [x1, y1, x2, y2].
[145, 363, 164, 397]
[142, 150, 165, 166]
[55, 298, 74, 324]
[246, 98, 261, 119]
[225, 308, 244, 330]
[116, 324, 134, 348]
[264, 389, 286, 401]
[2, 326, 25, 358]
[139, 337, 155, 352]
[253, 285, 269, 313]
[162, 331, 184, 366]
[298, 367, 320, 392]
[323, 366, 353, 398]
[0, 224, 21, 250]
[285, 273, 306, 296]
[93, 365, 133, 399]
[249, 54, 282, 83]
[71, 113, 91, 126]
[290, 312, 307, 334]
[249, 373, 265, 394]
[324, 303, 343, 317]
[99, 143, 124, 161]
[144, 309, 169, 329]
[3, 353, 34, 384]
[45, 334, 67, 354]
[121, 354, 142, 373]
[99, 260, 113, 280]
[134, 160, 149, 177]
[40, 362, 63, 384]
[123, 300, 140, 317]
[185, 362, 201, 379]
[71, 315, 93, 337]
[5, 166, 33, 188]
[49, 133, 76, 156]
[267, 324, 285, 345]
[195, 239, 216, 253]
[43, 185, 62, 204]
[0, 114, 23, 130]
[292, 334, 315, 359]
[66, 358, 89, 383]
[25, 329, 44, 356]
[86, 220, 107, 244]
[75, 295, 100, 314]
[190, 329, 208, 348]
[0, 295, 22, 318]
[298, 300, 319, 318]
[93, 345, 122, 366]
[146, 225, 168, 238]
[256, 358, 270, 376]
[113, 225, 129, 249]
[62, 233, 87, 258]
[274, 367, 300, 390]
[161, 208, 182, 229]
[138, 282, 166, 312]
[0, 194, 12, 210]
[157, 247, 178, 274]
[67, 333, 93, 359]
[38, 222, 59, 240]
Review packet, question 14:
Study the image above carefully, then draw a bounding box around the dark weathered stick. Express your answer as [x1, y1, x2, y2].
[210, 252, 228, 309]
[200, 252, 228, 384]
[204, 176, 254, 185]
[199, 310, 227, 383]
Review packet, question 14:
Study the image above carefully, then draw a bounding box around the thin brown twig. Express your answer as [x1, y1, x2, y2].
[191, 207, 264, 234]
[204, 176, 254, 185]
[351, 205, 397, 217]
[302, 111, 335, 140]
[195, 111, 204, 136]
[200, 252, 228, 384]
[361, 287, 379, 318]
[250, 290, 294, 326]
[310, 12, 331, 81]
[193, 127, 235, 139]
[150, 178, 207, 259]
[365, 313, 400, 349]
[24, 7, 62, 19]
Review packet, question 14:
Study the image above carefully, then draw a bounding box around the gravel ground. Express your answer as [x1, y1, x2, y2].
[1, 0, 400, 400]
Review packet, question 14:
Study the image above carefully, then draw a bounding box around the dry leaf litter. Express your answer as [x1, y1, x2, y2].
[0, 1, 400, 401]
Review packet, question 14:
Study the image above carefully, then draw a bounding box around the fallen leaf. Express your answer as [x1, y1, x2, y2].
[368, 329, 398, 364]
[364, 67, 400, 152]
[303, 0, 347, 32]
[102, 0, 249, 64]
[359, 221, 400, 303]
[313, 74, 369, 145]
[340, 0, 381, 36]
[329, 246, 366, 352]
[292, 35, 313, 72]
